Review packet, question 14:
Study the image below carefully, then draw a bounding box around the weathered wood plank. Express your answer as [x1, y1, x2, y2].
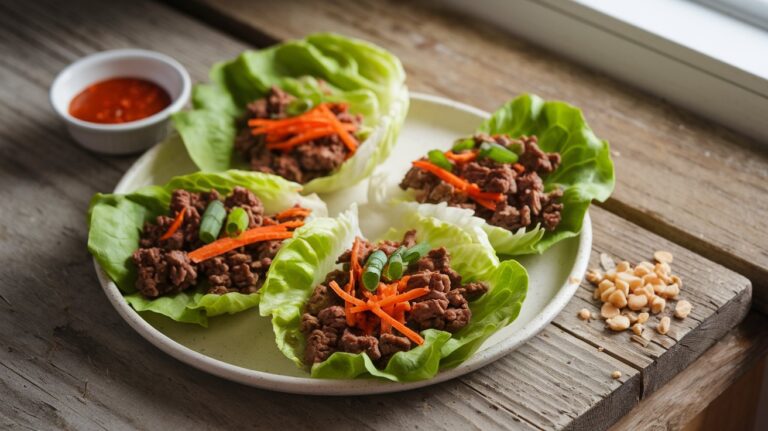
[0, 0, 755, 430]
[176, 0, 768, 311]
[610, 312, 768, 431]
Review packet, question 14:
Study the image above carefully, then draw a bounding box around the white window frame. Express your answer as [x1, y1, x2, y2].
[440, 0, 768, 144]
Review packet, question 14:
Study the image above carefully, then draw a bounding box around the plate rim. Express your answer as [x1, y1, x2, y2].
[95, 92, 592, 395]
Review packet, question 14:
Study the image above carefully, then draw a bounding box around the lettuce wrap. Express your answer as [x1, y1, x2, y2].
[371, 94, 614, 256]
[258, 206, 528, 381]
[173, 33, 409, 194]
[87, 170, 327, 326]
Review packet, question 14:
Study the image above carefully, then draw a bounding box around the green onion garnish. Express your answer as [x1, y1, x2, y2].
[362, 250, 387, 291]
[402, 242, 431, 263]
[507, 139, 525, 155]
[385, 246, 406, 280]
[199, 200, 226, 244]
[225, 207, 249, 237]
[478, 141, 519, 163]
[452, 137, 476, 152]
[427, 149, 453, 171]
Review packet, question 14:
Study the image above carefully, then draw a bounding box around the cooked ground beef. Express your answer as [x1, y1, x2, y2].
[300, 231, 489, 365]
[132, 186, 305, 298]
[400, 134, 564, 232]
[234, 87, 363, 184]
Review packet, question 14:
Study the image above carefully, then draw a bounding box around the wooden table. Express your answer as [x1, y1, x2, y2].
[1, 0, 766, 429]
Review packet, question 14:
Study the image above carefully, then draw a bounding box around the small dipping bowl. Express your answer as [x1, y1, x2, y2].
[50, 49, 191, 155]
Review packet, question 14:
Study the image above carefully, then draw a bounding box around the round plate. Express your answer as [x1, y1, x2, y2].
[95, 93, 591, 395]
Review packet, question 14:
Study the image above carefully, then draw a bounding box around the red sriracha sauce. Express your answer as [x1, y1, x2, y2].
[68, 77, 171, 124]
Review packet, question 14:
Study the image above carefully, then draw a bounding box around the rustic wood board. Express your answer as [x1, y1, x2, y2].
[0, 0, 755, 429]
[175, 0, 768, 312]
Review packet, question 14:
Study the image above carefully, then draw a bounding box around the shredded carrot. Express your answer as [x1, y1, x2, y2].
[264, 122, 356, 143]
[188, 229, 292, 263]
[266, 128, 338, 151]
[445, 150, 477, 163]
[368, 302, 424, 345]
[397, 275, 411, 292]
[274, 207, 312, 220]
[319, 104, 358, 154]
[349, 287, 430, 313]
[412, 160, 504, 208]
[393, 301, 411, 325]
[344, 270, 356, 327]
[350, 237, 362, 277]
[329, 280, 366, 307]
[159, 209, 185, 240]
[512, 163, 525, 174]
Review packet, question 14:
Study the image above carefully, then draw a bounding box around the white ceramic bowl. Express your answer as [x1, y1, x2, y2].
[50, 49, 191, 155]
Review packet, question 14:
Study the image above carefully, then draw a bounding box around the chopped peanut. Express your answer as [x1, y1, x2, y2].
[627, 294, 648, 311]
[601, 302, 620, 319]
[607, 315, 630, 331]
[631, 323, 644, 336]
[674, 300, 692, 319]
[611, 370, 622, 379]
[609, 290, 628, 308]
[578, 308, 592, 321]
[586, 269, 602, 285]
[637, 312, 650, 324]
[657, 316, 671, 335]
[651, 296, 666, 314]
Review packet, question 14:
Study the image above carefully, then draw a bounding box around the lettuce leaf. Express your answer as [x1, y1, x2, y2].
[87, 170, 327, 326]
[172, 33, 409, 194]
[375, 94, 614, 256]
[259, 208, 528, 381]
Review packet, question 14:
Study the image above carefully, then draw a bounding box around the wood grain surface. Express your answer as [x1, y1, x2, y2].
[0, 0, 760, 430]
[176, 0, 768, 311]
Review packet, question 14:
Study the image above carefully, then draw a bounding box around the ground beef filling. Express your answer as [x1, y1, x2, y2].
[234, 86, 363, 184]
[132, 186, 299, 298]
[300, 231, 489, 366]
[399, 134, 564, 232]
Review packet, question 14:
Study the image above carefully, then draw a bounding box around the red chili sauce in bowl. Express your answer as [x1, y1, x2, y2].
[68, 77, 171, 124]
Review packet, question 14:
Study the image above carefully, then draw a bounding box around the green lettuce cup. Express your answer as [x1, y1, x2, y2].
[87, 170, 327, 326]
[259, 206, 528, 381]
[173, 32, 409, 194]
[371, 93, 614, 256]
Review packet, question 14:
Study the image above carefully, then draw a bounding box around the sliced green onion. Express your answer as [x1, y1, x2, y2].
[479, 141, 519, 163]
[507, 139, 525, 155]
[384, 246, 406, 280]
[199, 200, 226, 244]
[452, 137, 475, 152]
[225, 207, 249, 237]
[402, 242, 431, 263]
[362, 250, 387, 291]
[427, 149, 453, 171]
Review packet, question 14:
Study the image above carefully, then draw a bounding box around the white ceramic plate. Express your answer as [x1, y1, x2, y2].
[95, 93, 591, 395]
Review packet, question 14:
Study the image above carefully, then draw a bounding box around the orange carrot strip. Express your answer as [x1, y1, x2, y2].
[472, 196, 499, 211]
[445, 150, 477, 163]
[319, 104, 358, 154]
[247, 114, 327, 128]
[397, 275, 411, 292]
[349, 287, 430, 313]
[344, 271, 356, 327]
[412, 160, 472, 192]
[266, 128, 337, 151]
[350, 237, 362, 277]
[368, 303, 424, 345]
[263, 123, 356, 143]
[159, 209, 185, 240]
[271, 220, 305, 229]
[412, 160, 504, 207]
[393, 301, 411, 324]
[274, 207, 312, 220]
[188, 230, 292, 263]
[329, 280, 366, 307]
[512, 163, 525, 174]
